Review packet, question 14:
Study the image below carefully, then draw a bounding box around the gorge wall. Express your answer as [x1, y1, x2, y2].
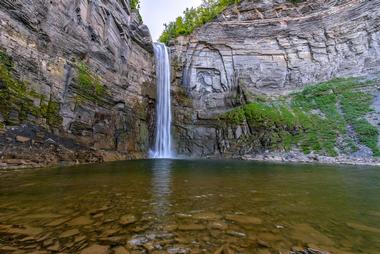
[0, 0, 156, 168]
[171, 0, 380, 162]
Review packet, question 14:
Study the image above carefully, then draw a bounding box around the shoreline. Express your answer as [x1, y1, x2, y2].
[238, 151, 380, 167]
[2, 151, 380, 170]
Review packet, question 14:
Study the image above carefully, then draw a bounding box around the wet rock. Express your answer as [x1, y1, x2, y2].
[43, 238, 54, 247]
[80, 244, 110, 254]
[119, 214, 137, 226]
[47, 241, 60, 251]
[102, 229, 121, 237]
[257, 239, 271, 248]
[16, 136, 31, 143]
[68, 216, 93, 226]
[346, 222, 380, 234]
[167, 246, 191, 254]
[176, 213, 192, 218]
[225, 215, 262, 225]
[98, 236, 126, 245]
[226, 230, 246, 238]
[127, 236, 149, 247]
[59, 229, 80, 238]
[74, 235, 87, 243]
[143, 242, 155, 252]
[46, 217, 71, 227]
[192, 212, 221, 220]
[178, 224, 206, 231]
[93, 213, 104, 219]
[208, 221, 228, 230]
[290, 248, 330, 254]
[0, 246, 18, 251]
[163, 225, 178, 231]
[113, 246, 130, 254]
[290, 224, 335, 247]
[214, 244, 234, 254]
[89, 206, 110, 215]
[0, 224, 43, 236]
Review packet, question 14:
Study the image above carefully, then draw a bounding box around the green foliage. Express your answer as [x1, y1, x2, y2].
[159, 0, 241, 44]
[159, 0, 307, 44]
[75, 62, 107, 104]
[220, 78, 380, 156]
[40, 100, 62, 127]
[340, 90, 380, 155]
[0, 50, 62, 128]
[131, 0, 140, 10]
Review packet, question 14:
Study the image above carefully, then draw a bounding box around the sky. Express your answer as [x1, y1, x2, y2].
[140, 0, 203, 42]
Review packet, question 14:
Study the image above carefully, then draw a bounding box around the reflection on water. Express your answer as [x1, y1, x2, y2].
[0, 160, 379, 253]
[151, 159, 172, 217]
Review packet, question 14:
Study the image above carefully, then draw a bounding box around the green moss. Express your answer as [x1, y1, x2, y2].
[40, 100, 63, 127]
[0, 49, 62, 128]
[75, 62, 108, 105]
[220, 78, 379, 157]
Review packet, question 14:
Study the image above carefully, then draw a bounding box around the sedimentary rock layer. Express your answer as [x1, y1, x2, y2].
[0, 0, 156, 168]
[171, 0, 380, 157]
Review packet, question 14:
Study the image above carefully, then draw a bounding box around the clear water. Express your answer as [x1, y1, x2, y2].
[0, 160, 380, 253]
[151, 43, 172, 159]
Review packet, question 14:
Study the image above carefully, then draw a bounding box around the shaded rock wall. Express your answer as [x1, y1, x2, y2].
[0, 0, 156, 168]
[171, 0, 380, 157]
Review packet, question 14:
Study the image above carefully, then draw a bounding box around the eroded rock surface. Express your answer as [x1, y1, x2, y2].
[0, 0, 156, 168]
[170, 0, 380, 158]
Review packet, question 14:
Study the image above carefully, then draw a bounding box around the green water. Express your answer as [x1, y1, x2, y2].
[0, 160, 380, 253]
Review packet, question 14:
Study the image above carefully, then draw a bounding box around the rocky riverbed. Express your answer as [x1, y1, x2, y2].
[1, 160, 379, 254]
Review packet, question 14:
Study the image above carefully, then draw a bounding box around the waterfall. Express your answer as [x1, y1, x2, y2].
[150, 43, 172, 159]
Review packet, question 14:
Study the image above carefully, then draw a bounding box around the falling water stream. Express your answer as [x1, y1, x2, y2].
[150, 43, 172, 159]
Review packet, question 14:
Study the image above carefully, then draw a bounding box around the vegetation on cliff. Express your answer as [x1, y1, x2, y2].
[131, 0, 140, 10]
[0, 49, 62, 128]
[159, 0, 241, 44]
[220, 78, 379, 156]
[74, 62, 108, 105]
[159, 0, 306, 44]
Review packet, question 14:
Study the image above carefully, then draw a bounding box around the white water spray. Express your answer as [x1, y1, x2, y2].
[150, 43, 172, 159]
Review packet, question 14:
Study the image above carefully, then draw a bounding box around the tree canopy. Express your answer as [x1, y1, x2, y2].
[159, 0, 240, 44]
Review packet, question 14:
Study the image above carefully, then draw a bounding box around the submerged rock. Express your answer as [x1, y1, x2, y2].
[119, 214, 138, 226]
[225, 215, 263, 225]
[59, 229, 80, 239]
[80, 244, 109, 254]
[68, 216, 93, 226]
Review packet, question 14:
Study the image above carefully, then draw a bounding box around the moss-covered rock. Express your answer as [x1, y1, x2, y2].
[0, 49, 62, 128]
[219, 78, 379, 157]
[74, 62, 108, 106]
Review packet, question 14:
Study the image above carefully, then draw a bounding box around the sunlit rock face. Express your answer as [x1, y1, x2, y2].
[170, 0, 380, 157]
[0, 0, 156, 167]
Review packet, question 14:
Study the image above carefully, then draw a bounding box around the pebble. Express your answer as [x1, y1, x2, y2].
[59, 229, 80, 238]
[80, 244, 109, 254]
[68, 216, 93, 226]
[119, 214, 137, 225]
[178, 224, 206, 231]
[114, 246, 130, 254]
[225, 215, 263, 225]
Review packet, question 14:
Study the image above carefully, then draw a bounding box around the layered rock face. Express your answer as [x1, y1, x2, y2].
[0, 0, 156, 168]
[171, 0, 380, 158]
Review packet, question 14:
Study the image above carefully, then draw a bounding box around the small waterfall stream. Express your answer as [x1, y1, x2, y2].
[150, 43, 172, 158]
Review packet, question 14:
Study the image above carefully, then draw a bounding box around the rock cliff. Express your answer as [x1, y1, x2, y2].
[0, 0, 156, 168]
[171, 0, 380, 161]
